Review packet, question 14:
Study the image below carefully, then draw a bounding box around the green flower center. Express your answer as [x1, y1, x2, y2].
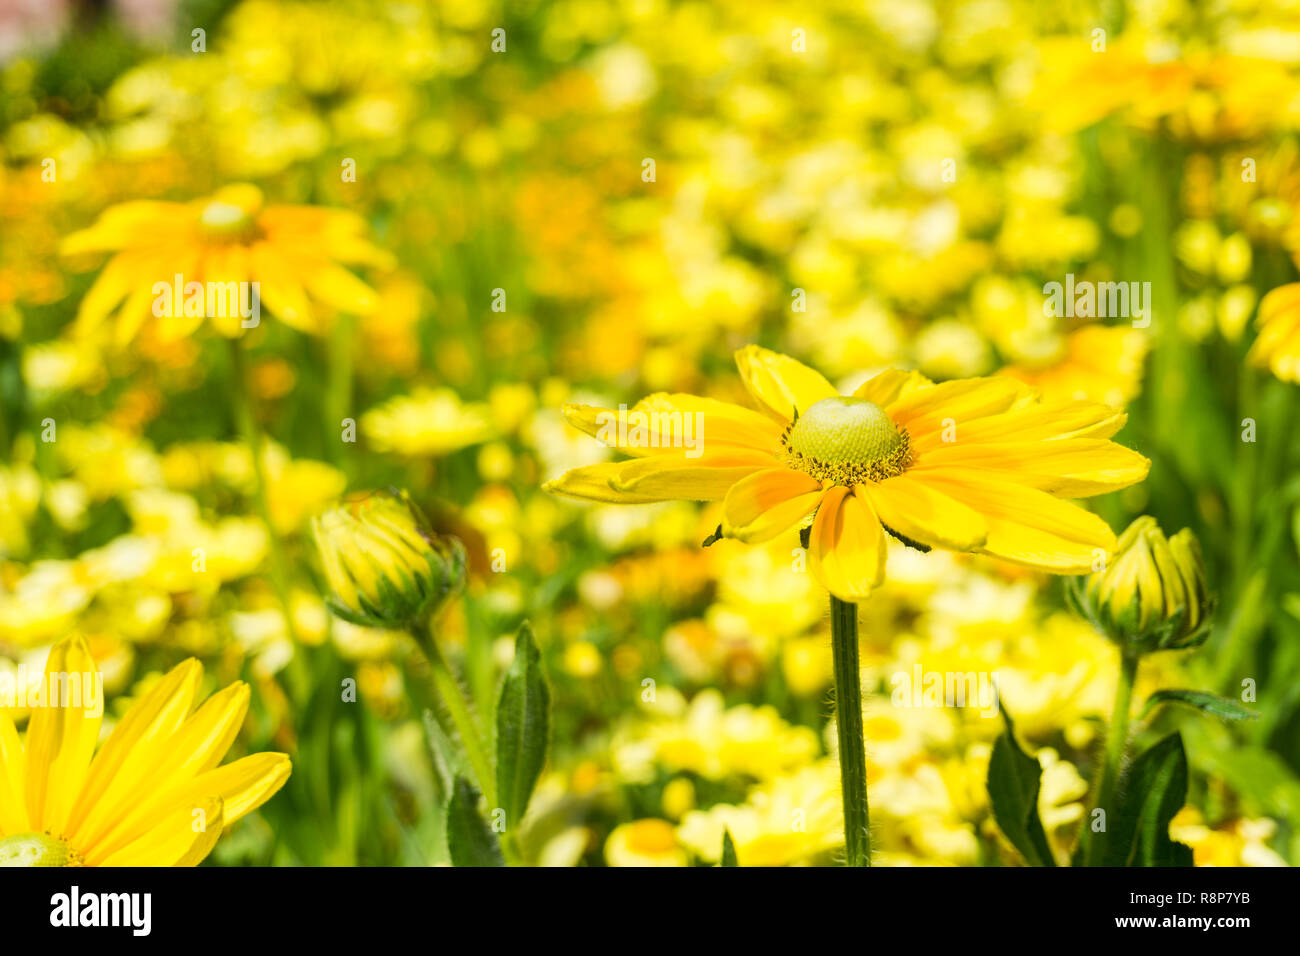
[0, 832, 82, 867]
[197, 185, 264, 241]
[783, 396, 912, 485]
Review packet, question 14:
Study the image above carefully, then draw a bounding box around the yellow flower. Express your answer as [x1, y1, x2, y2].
[1000, 326, 1148, 409]
[62, 184, 392, 345]
[604, 819, 689, 867]
[676, 761, 844, 866]
[312, 490, 465, 628]
[546, 346, 1149, 601]
[1250, 282, 1300, 383]
[361, 387, 496, 457]
[0, 636, 290, 866]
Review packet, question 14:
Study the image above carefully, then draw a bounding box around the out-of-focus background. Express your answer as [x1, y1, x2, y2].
[2, 0, 1299, 866]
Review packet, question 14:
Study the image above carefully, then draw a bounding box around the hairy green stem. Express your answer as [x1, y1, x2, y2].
[831, 595, 870, 867]
[1086, 650, 1139, 866]
[411, 618, 497, 812]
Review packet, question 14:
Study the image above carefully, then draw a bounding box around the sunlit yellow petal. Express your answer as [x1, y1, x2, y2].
[722, 468, 824, 542]
[734, 345, 838, 421]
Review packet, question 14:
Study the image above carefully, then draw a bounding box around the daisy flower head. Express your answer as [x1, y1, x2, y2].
[0, 636, 291, 866]
[545, 346, 1150, 602]
[62, 183, 394, 346]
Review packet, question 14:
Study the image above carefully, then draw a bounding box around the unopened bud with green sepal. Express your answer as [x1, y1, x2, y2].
[312, 489, 466, 629]
[1068, 516, 1213, 654]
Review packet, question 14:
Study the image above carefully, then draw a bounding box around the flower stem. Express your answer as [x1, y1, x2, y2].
[830, 595, 870, 867]
[227, 339, 305, 659]
[411, 618, 497, 811]
[1086, 649, 1139, 866]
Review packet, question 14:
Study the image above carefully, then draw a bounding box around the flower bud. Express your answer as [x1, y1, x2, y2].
[312, 490, 465, 629]
[1069, 516, 1212, 654]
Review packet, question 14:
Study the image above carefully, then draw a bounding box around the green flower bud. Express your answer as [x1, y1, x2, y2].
[312, 490, 465, 629]
[1069, 516, 1213, 654]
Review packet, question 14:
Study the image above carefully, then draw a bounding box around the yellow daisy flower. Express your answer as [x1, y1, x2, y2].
[1250, 282, 1300, 383]
[545, 346, 1149, 601]
[62, 183, 392, 345]
[1000, 326, 1148, 409]
[0, 636, 290, 866]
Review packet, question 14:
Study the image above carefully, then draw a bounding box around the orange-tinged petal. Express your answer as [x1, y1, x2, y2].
[863, 475, 988, 552]
[808, 487, 887, 601]
[722, 468, 824, 542]
[734, 345, 838, 422]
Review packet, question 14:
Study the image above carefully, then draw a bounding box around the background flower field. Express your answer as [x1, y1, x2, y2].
[2, 0, 1299, 866]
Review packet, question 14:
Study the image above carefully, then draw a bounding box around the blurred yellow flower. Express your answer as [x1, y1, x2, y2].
[361, 387, 496, 457]
[604, 819, 688, 867]
[62, 184, 391, 345]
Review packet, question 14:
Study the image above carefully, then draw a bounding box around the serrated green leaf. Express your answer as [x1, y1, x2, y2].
[495, 622, 551, 829]
[1141, 689, 1258, 722]
[721, 829, 738, 867]
[987, 707, 1056, 867]
[1105, 733, 1194, 867]
[446, 776, 505, 867]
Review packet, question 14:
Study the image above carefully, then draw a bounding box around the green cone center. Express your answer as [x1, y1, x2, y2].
[0, 832, 78, 867]
[783, 397, 911, 484]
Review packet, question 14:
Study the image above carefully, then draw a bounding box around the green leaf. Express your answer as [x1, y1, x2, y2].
[1105, 733, 1194, 867]
[721, 829, 738, 867]
[495, 622, 552, 829]
[446, 776, 505, 867]
[986, 707, 1056, 866]
[1141, 689, 1258, 723]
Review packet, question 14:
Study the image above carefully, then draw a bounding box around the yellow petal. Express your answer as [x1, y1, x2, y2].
[864, 475, 988, 551]
[607, 452, 773, 501]
[887, 377, 1032, 439]
[734, 345, 837, 421]
[808, 487, 887, 601]
[0, 713, 29, 836]
[853, 368, 932, 408]
[920, 472, 1117, 572]
[24, 636, 102, 835]
[76, 679, 248, 857]
[65, 658, 203, 843]
[561, 395, 782, 458]
[95, 796, 224, 867]
[911, 401, 1128, 453]
[544, 463, 690, 504]
[722, 468, 824, 542]
[913, 439, 1150, 497]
